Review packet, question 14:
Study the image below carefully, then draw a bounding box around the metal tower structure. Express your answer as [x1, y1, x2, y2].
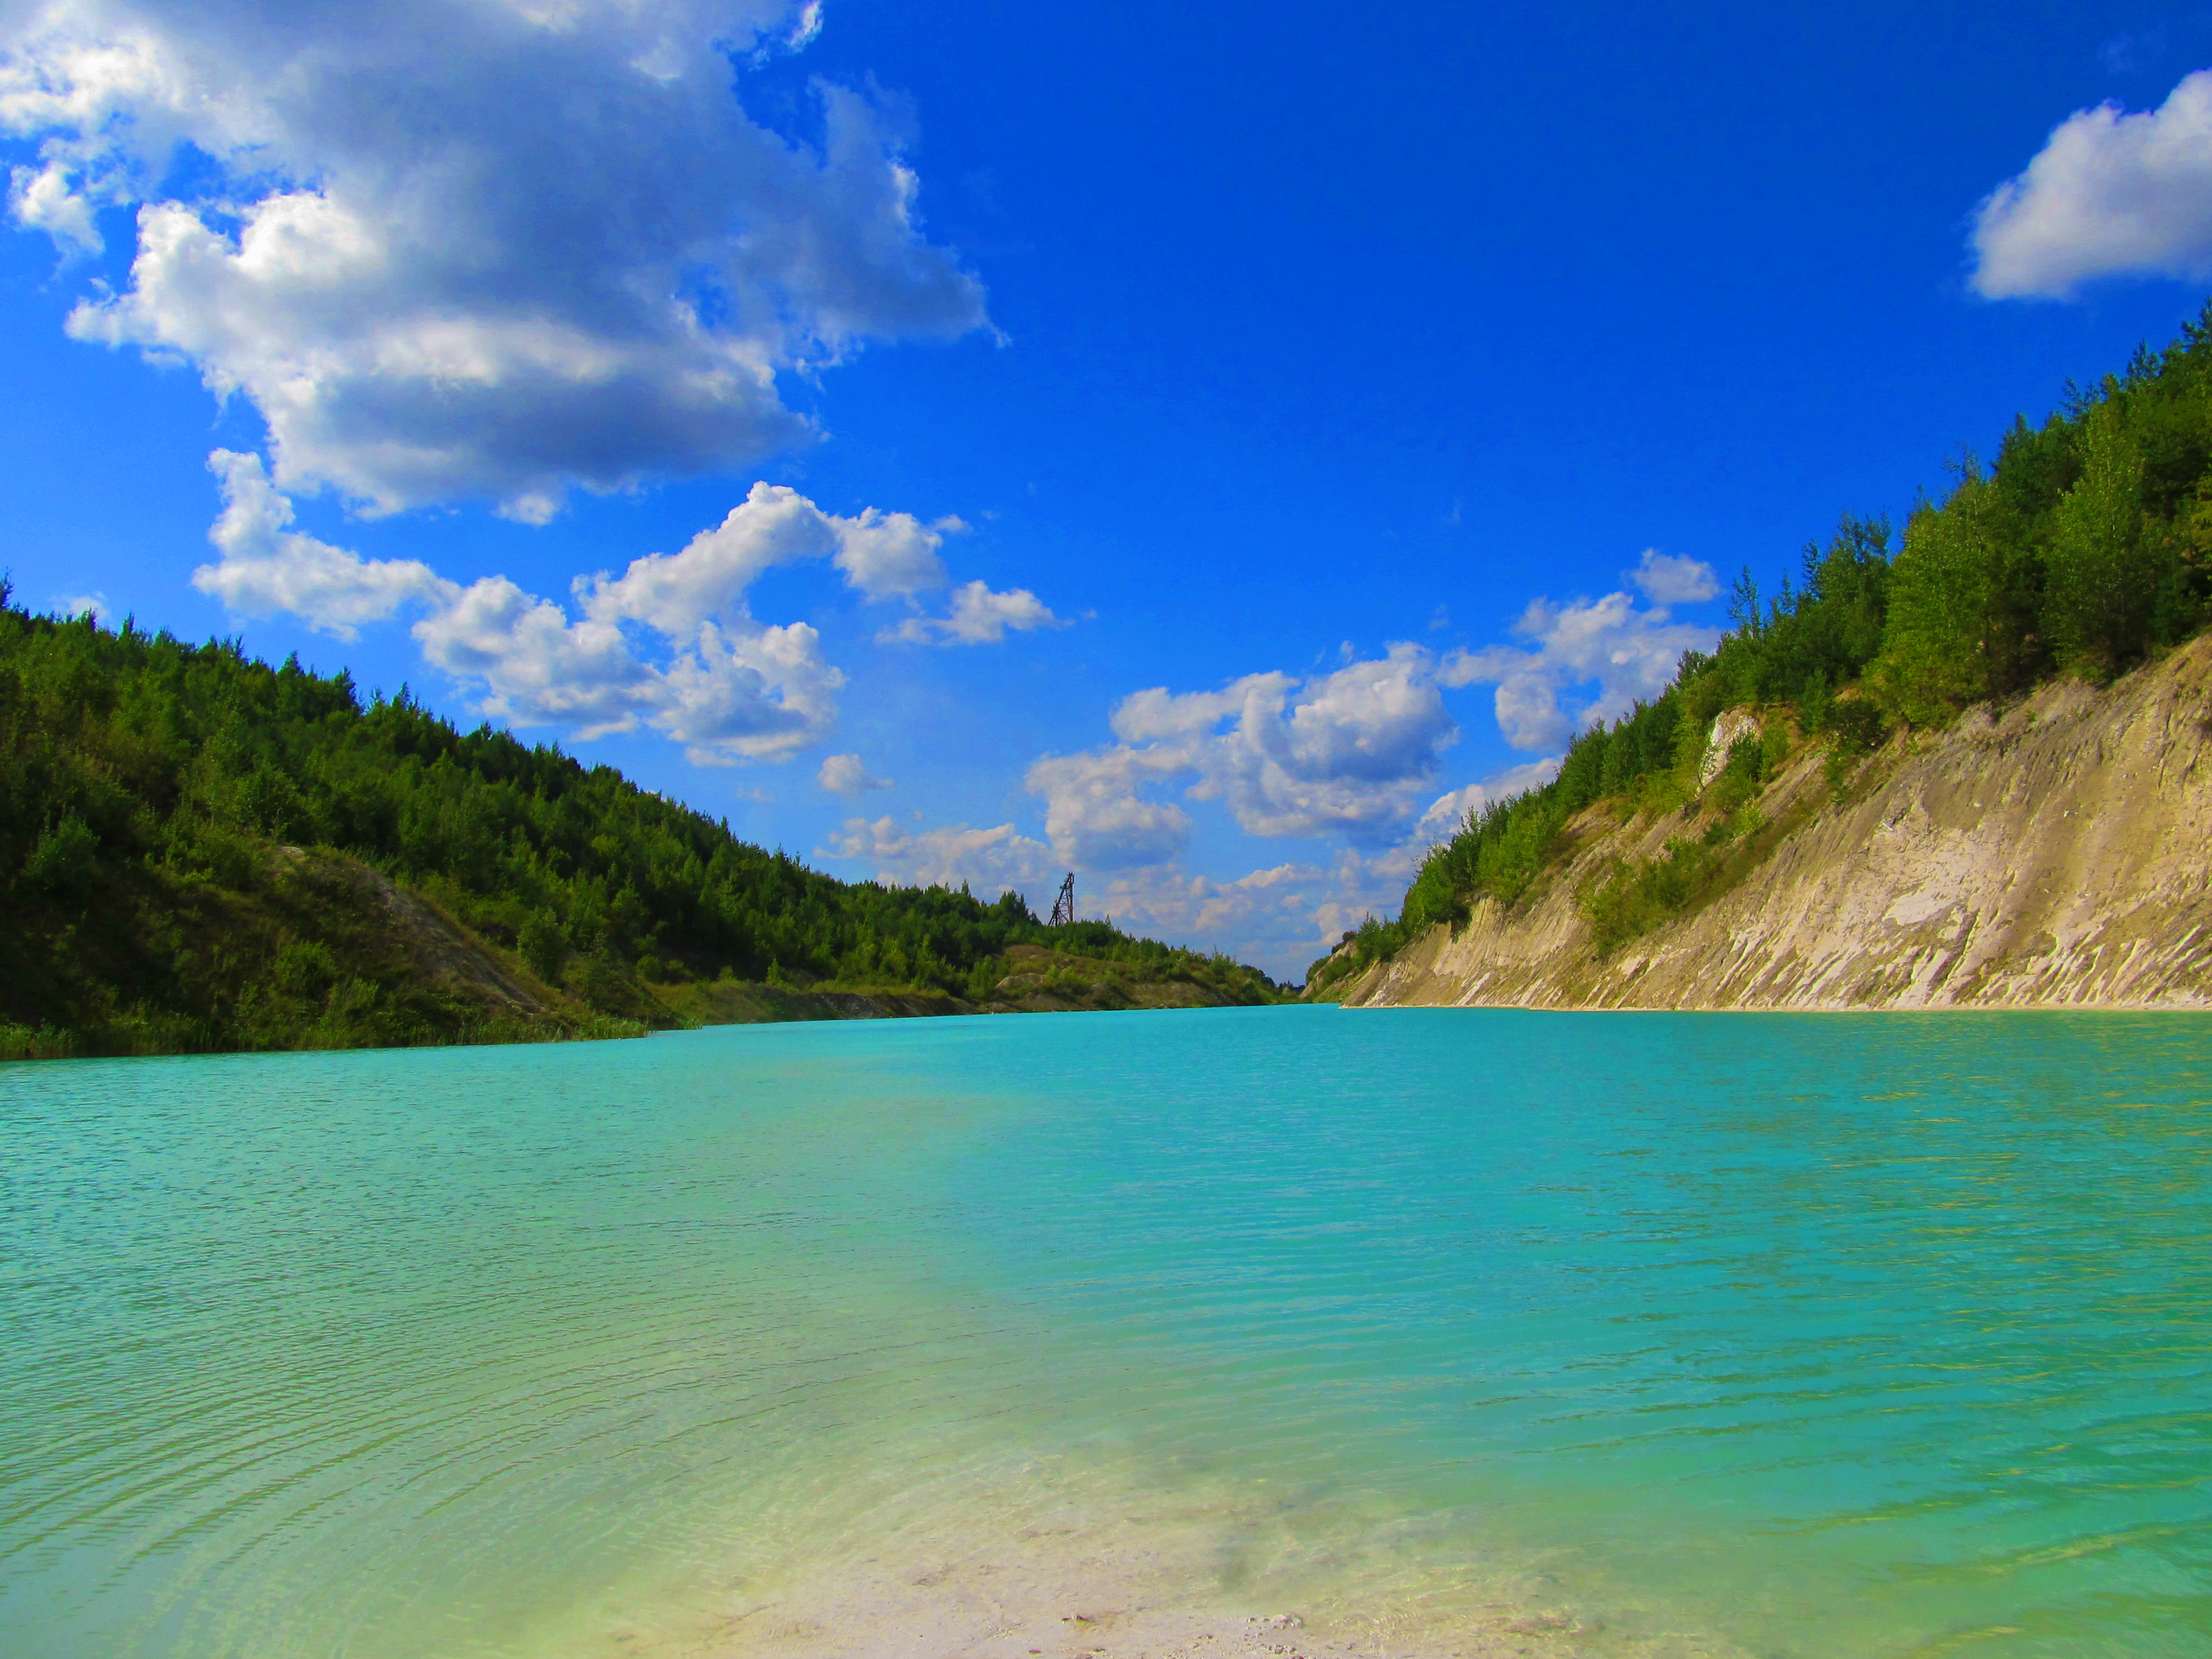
[1048, 872, 1076, 926]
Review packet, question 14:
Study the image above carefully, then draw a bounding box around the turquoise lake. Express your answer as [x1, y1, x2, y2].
[3, 1006, 2208, 1657]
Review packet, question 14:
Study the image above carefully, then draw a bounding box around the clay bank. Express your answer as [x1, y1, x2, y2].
[1328, 633, 2212, 1012]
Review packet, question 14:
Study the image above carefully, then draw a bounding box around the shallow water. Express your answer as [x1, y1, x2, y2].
[3, 1006, 2208, 1657]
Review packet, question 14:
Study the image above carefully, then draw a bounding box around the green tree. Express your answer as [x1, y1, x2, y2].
[1872, 468, 2036, 723]
[2043, 398, 2158, 678]
[518, 910, 567, 983]
[25, 814, 100, 898]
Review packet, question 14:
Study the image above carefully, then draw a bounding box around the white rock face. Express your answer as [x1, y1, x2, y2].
[1334, 635, 2212, 1010]
[1698, 708, 1762, 790]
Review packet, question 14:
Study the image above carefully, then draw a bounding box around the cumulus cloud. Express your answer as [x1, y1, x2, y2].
[817, 752, 892, 797]
[820, 577, 1687, 977]
[1, 1, 988, 516]
[881, 578, 1064, 645]
[1627, 547, 1719, 606]
[412, 573, 656, 739]
[1442, 582, 1719, 752]
[186, 457, 1056, 759]
[1094, 859, 1344, 962]
[1124, 644, 1457, 839]
[652, 618, 842, 762]
[825, 747, 1577, 980]
[817, 814, 1057, 895]
[1080, 843, 1457, 983]
[819, 640, 1472, 961]
[192, 460, 1079, 760]
[9, 150, 97, 254]
[1972, 70, 2212, 299]
[581, 483, 841, 635]
[941, 581, 1060, 643]
[408, 575, 843, 760]
[573, 483, 1045, 648]
[812, 806, 1373, 979]
[1019, 642, 1462, 876]
[1025, 747, 1196, 870]
[196, 450, 448, 638]
[834, 509, 955, 601]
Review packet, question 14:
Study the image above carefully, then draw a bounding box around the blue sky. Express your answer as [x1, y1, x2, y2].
[4, 1, 2211, 977]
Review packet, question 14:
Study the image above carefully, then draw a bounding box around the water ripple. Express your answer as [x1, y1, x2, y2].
[2, 1009, 2208, 1657]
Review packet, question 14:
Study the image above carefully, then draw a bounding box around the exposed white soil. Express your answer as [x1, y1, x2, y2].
[1338, 634, 2212, 1011]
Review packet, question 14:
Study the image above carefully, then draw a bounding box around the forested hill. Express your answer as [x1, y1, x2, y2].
[0, 594, 1280, 1060]
[1313, 301, 2212, 997]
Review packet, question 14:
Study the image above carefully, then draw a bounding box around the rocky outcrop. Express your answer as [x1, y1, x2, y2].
[1698, 708, 1761, 789]
[1335, 634, 2212, 1011]
[332, 855, 552, 1016]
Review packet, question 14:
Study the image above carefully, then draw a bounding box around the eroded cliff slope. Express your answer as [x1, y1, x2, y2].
[1335, 634, 2212, 1011]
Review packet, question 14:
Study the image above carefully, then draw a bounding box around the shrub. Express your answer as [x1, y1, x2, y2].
[25, 815, 100, 897]
[518, 910, 567, 982]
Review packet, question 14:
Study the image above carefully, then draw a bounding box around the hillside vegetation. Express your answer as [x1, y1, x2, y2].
[1325, 633, 2212, 1010]
[1314, 302, 2212, 995]
[0, 595, 1280, 1059]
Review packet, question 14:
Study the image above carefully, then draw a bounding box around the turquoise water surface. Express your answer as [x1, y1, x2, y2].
[3, 1006, 2208, 1657]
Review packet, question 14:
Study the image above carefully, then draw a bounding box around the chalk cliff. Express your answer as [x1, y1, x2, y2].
[1333, 634, 2212, 1011]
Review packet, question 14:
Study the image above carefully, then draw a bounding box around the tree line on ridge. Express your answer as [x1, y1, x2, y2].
[1314, 301, 2212, 989]
[0, 599, 1279, 1057]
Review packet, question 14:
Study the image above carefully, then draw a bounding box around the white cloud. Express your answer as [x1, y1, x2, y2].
[194, 458, 857, 758]
[653, 618, 843, 762]
[2, 1, 987, 516]
[1081, 845, 1431, 984]
[821, 748, 1574, 982]
[1025, 747, 1195, 869]
[812, 806, 1390, 980]
[1018, 642, 1462, 878]
[881, 578, 1064, 645]
[1626, 547, 1719, 605]
[187, 460, 1051, 761]
[1092, 856, 1348, 956]
[580, 484, 1045, 648]
[776, 1, 825, 55]
[411, 573, 655, 739]
[196, 450, 448, 639]
[813, 684, 1573, 980]
[833, 573, 1683, 977]
[581, 482, 841, 635]
[818, 752, 892, 797]
[51, 588, 107, 618]
[9, 151, 97, 254]
[1441, 587, 1717, 752]
[817, 814, 1057, 896]
[833, 508, 954, 601]
[410, 578, 844, 760]
[1971, 70, 2212, 299]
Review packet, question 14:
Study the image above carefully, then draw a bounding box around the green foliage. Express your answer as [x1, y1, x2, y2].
[1705, 735, 1766, 814]
[1874, 471, 2039, 720]
[0, 592, 1278, 1056]
[2044, 398, 2157, 678]
[517, 909, 566, 983]
[1583, 839, 1713, 955]
[1332, 300, 2212, 988]
[25, 813, 100, 897]
[1705, 514, 1896, 716]
[1578, 799, 1776, 956]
